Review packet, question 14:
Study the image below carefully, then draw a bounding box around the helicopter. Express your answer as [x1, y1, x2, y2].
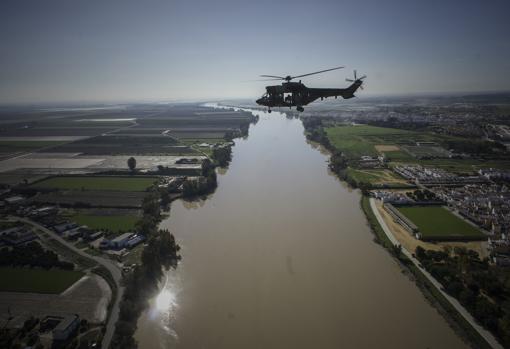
[255, 66, 366, 112]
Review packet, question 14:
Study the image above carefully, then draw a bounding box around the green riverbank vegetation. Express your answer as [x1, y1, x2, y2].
[416, 246, 510, 347]
[304, 116, 495, 348]
[111, 187, 181, 348]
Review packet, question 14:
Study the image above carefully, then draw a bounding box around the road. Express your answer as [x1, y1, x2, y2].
[369, 198, 503, 349]
[15, 217, 124, 349]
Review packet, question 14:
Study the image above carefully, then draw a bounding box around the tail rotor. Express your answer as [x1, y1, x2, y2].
[346, 70, 366, 90]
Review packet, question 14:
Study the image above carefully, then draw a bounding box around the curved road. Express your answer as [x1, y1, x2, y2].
[15, 217, 124, 349]
[369, 198, 503, 349]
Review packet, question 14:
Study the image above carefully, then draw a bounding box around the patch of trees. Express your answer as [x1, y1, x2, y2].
[111, 230, 180, 349]
[302, 118, 332, 148]
[155, 165, 201, 176]
[112, 182, 180, 348]
[302, 118, 364, 189]
[182, 159, 217, 198]
[0, 241, 74, 270]
[211, 145, 232, 168]
[135, 192, 161, 237]
[406, 189, 437, 202]
[0, 316, 43, 349]
[127, 157, 137, 172]
[444, 139, 506, 155]
[415, 246, 510, 346]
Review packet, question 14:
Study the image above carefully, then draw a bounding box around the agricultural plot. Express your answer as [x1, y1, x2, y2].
[0, 127, 116, 137]
[0, 171, 47, 185]
[402, 145, 451, 158]
[383, 150, 415, 161]
[71, 211, 140, 232]
[396, 205, 486, 241]
[0, 267, 84, 294]
[324, 124, 507, 172]
[31, 176, 157, 191]
[48, 134, 198, 155]
[169, 131, 227, 139]
[325, 125, 415, 159]
[346, 168, 409, 186]
[0, 140, 67, 156]
[32, 190, 148, 208]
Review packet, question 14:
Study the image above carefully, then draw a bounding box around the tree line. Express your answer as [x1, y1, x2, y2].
[415, 246, 510, 346]
[111, 185, 180, 348]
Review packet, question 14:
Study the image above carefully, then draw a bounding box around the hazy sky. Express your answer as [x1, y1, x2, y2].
[1, 0, 509, 103]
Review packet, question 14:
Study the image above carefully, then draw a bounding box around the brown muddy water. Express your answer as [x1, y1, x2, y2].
[135, 110, 468, 349]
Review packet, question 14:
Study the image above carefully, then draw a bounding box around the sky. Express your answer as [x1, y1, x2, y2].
[0, 0, 509, 104]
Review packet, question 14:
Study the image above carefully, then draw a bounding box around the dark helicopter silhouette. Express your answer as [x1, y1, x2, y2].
[256, 67, 366, 112]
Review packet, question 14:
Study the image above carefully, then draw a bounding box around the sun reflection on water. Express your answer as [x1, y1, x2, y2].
[155, 289, 177, 311]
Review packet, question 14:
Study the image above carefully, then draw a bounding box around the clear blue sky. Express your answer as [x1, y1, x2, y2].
[1, 0, 509, 103]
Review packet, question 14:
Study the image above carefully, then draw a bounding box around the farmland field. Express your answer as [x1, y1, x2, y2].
[397, 205, 486, 241]
[71, 213, 139, 232]
[32, 190, 148, 208]
[325, 125, 414, 158]
[346, 168, 409, 186]
[324, 124, 456, 161]
[402, 145, 451, 158]
[0, 140, 67, 154]
[48, 135, 199, 155]
[0, 267, 84, 294]
[31, 176, 157, 191]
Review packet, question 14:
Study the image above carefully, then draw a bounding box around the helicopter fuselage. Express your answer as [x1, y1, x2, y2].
[256, 80, 363, 112]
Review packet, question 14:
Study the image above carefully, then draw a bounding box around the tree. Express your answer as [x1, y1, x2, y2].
[127, 157, 136, 172]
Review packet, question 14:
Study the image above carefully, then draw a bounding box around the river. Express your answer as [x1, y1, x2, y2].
[135, 110, 469, 349]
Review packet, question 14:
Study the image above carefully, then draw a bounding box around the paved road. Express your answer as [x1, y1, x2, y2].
[369, 198, 503, 349]
[16, 217, 124, 349]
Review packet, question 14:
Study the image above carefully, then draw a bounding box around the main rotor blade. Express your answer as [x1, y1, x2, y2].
[260, 75, 285, 79]
[359, 75, 367, 80]
[354, 70, 357, 80]
[257, 78, 284, 81]
[242, 78, 282, 82]
[291, 66, 344, 79]
[346, 78, 354, 82]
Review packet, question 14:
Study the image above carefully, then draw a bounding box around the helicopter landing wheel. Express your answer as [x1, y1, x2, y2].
[296, 106, 304, 112]
[267, 108, 272, 113]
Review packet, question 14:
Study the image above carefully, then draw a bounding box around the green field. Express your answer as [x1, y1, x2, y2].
[325, 125, 417, 159]
[324, 124, 466, 160]
[0, 267, 84, 294]
[0, 140, 66, 153]
[346, 168, 409, 186]
[32, 176, 157, 191]
[397, 206, 486, 241]
[72, 213, 139, 232]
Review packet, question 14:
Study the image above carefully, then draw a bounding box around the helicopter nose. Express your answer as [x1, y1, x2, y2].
[256, 98, 263, 105]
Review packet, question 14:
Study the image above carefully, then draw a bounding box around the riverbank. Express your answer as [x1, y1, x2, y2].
[303, 117, 497, 348]
[361, 196, 498, 349]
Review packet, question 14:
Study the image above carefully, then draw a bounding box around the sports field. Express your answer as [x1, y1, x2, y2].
[32, 176, 157, 191]
[397, 206, 486, 241]
[0, 267, 84, 294]
[72, 213, 139, 232]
